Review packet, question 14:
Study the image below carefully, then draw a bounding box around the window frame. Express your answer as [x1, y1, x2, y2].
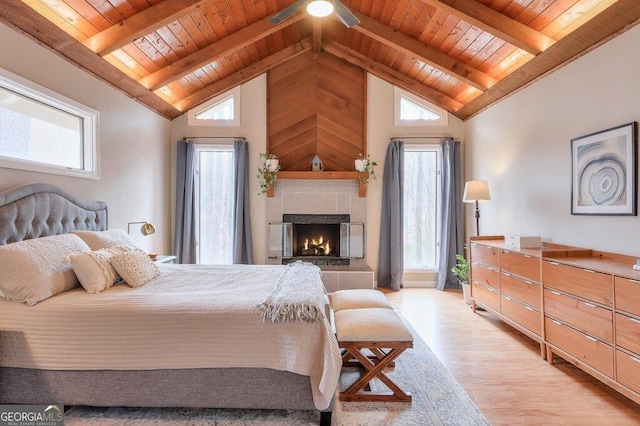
[193, 143, 235, 264]
[187, 86, 240, 127]
[403, 143, 442, 273]
[394, 86, 448, 127]
[0, 66, 99, 179]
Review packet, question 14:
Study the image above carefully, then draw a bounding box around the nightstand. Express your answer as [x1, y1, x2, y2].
[154, 255, 177, 264]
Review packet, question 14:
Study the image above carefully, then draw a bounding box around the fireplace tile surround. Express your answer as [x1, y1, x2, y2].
[265, 179, 373, 291]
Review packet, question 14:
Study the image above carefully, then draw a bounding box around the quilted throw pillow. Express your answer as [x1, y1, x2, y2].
[110, 248, 160, 288]
[70, 245, 134, 294]
[70, 229, 137, 251]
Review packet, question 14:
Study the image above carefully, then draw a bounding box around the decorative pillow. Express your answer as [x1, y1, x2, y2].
[0, 234, 91, 305]
[110, 247, 160, 288]
[70, 245, 135, 294]
[70, 229, 137, 251]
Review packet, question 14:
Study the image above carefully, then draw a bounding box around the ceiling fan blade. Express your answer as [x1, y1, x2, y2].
[332, 0, 360, 28]
[268, 0, 307, 24]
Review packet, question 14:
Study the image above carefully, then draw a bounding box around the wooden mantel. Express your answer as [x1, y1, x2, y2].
[267, 171, 369, 198]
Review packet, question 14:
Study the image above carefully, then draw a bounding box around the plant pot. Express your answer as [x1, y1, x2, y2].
[461, 281, 472, 305]
[265, 159, 279, 172]
[354, 159, 365, 172]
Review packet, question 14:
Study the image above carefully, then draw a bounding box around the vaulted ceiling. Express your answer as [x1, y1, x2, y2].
[1, 0, 639, 121]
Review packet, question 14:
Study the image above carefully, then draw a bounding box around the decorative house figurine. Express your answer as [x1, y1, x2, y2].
[311, 155, 324, 171]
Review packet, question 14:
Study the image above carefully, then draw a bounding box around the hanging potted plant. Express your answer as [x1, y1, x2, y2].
[257, 152, 280, 195]
[452, 253, 472, 305]
[354, 153, 377, 184]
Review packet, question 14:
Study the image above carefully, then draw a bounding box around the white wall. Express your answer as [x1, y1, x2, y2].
[464, 25, 640, 255]
[367, 75, 465, 284]
[0, 23, 172, 254]
[169, 75, 268, 263]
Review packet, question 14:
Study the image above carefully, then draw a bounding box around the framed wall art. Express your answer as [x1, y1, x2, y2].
[571, 122, 638, 215]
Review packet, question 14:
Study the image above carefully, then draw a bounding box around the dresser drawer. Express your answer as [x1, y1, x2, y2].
[470, 243, 499, 268]
[500, 250, 540, 282]
[614, 276, 640, 317]
[501, 272, 540, 309]
[471, 262, 500, 291]
[472, 281, 500, 311]
[501, 294, 541, 336]
[545, 317, 613, 378]
[542, 261, 612, 306]
[616, 350, 640, 394]
[615, 313, 640, 355]
[543, 289, 613, 343]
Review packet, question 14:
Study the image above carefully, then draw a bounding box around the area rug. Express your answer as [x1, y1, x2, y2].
[65, 320, 489, 425]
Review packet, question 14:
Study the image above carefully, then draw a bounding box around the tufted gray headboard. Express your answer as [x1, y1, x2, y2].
[0, 183, 108, 245]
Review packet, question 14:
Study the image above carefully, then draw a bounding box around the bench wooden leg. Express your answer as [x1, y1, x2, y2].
[339, 341, 412, 402]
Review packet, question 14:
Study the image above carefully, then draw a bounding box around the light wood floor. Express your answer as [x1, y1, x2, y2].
[383, 288, 640, 425]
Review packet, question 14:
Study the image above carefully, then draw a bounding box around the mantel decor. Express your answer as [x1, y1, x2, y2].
[257, 153, 280, 195]
[571, 122, 638, 216]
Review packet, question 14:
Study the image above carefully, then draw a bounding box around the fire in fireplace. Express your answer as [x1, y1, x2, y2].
[294, 223, 340, 257]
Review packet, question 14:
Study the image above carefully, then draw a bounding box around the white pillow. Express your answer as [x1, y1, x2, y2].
[70, 229, 137, 251]
[110, 247, 160, 288]
[70, 245, 135, 294]
[0, 234, 91, 305]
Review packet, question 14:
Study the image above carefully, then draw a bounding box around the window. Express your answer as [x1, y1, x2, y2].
[0, 67, 99, 179]
[403, 145, 441, 270]
[394, 86, 448, 126]
[194, 145, 235, 264]
[187, 86, 240, 126]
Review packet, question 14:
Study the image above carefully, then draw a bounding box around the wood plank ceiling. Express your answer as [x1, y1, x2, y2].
[1, 0, 639, 121]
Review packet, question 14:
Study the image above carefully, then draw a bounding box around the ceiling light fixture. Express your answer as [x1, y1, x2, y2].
[307, 0, 334, 18]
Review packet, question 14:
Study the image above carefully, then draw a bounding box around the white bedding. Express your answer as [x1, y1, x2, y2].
[0, 263, 341, 410]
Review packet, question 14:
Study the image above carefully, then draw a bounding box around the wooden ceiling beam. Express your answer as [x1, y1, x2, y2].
[420, 0, 555, 55]
[313, 18, 322, 53]
[351, 10, 494, 91]
[0, 0, 180, 119]
[322, 39, 463, 114]
[174, 38, 313, 112]
[83, 0, 208, 56]
[140, 14, 305, 91]
[456, 0, 640, 120]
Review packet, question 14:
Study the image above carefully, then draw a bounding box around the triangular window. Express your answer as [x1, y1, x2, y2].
[188, 86, 240, 126]
[394, 86, 448, 126]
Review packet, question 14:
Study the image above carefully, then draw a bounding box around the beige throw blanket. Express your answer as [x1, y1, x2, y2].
[258, 262, 326, 323]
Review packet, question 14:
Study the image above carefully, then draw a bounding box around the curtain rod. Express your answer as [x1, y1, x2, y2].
[182, 136, 245, 140]
[391, 136, 453, 140]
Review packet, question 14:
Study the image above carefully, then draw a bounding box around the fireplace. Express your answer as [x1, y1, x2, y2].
[268, 214, 364, 266]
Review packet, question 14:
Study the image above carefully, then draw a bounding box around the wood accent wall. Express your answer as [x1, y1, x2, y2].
[267, 51, 366, 172]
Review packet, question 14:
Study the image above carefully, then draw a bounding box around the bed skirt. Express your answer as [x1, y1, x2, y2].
[0, 367, 325, 411]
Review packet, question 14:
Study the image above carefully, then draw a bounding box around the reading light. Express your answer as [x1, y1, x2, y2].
[463, 181, 491, 237]
[307, 0, 334, 17]
[127, 221, 156, 236]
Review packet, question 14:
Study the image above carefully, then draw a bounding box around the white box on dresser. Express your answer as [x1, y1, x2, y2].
[505, 235, 541, 248]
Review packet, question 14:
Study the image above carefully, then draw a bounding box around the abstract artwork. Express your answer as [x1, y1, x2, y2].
[571, 122, 637, 215]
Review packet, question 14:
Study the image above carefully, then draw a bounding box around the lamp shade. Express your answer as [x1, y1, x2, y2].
[128, 221, 156, 236]
[463, 180, 491, 203]
[307, 0, 334, 17]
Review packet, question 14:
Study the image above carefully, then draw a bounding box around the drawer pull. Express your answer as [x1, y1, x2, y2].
[524, 254, 533, 259]
[486, 286, 497, 293]
[525, 306, 534, 311]
[629, 279, 640, 284]
[548, 261, 560, 266]
[551, 319, 562, 326]
[583, 302, 598, 309]
[503, 250, 510, 254]
[585, 335, 598, 342]
[504, 295, 512, 301]
[503, 272, 512, 277]
[630, 355, 640, 364]
[524, 280, 533, 285]
[629, 317, 640, 324]
[549, 290, 562, 296]
[582, 269, 595, 274]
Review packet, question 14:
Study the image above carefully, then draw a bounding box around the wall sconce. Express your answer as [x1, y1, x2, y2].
[127, 221, 156, 236]
[307, 0, 334, 17]
[463, 181, 491, 237]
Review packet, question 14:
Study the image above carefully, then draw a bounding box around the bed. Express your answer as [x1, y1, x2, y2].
[0, 183, 339, 425]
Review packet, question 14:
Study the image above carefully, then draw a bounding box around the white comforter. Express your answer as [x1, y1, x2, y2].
[0, 264, 341, 410]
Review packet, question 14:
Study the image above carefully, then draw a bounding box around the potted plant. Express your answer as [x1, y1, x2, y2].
[257, 152, 280, 195]
[355, 153, 377, 184]
[452, 253, 472, 305]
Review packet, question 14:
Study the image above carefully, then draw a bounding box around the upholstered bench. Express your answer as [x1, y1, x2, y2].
[330, 289, 393, 312]
[335, 308, 413, 402]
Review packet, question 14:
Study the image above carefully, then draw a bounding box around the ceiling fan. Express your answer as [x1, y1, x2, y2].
[268, 0, 360, 28]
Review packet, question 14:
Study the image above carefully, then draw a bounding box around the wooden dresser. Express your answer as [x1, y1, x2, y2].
[469, 236, 640, 405]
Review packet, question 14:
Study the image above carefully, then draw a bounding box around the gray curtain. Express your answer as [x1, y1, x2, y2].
[437, 139, 464, 290]
[174, 140, 197, 264]
[378, 140, 404, 291]
[232, 139, 253, 264]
